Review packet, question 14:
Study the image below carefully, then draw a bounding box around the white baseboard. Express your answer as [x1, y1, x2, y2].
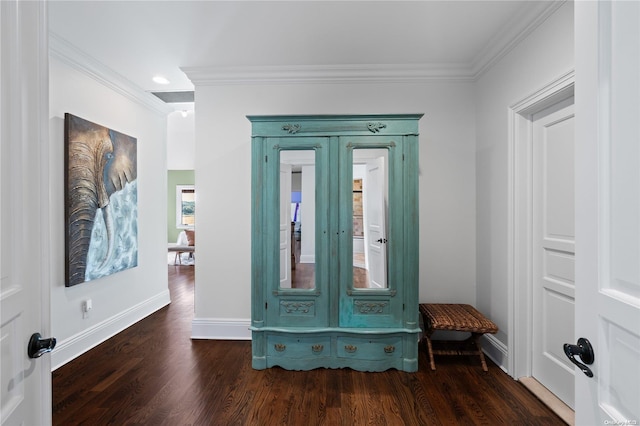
[191, 318, 252, 340]
[51, 290, 171, 371]
[299, 255, 315, 264]
[482, 333, 509, 373]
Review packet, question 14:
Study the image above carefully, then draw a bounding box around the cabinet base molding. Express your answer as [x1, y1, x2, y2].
[251, 327, 420, 372]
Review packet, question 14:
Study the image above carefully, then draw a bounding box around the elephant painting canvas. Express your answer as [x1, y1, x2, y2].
[64, 113, 138, 286]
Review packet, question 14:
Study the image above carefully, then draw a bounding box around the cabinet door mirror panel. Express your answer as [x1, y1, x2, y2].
[280, 150, 316, 290]
[352, 148, 389, 290]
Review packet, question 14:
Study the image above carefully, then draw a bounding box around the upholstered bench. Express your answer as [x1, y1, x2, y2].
[419, 303, 498, 371]
[168, 245, 195, 265]
[168, 230, 195, 265]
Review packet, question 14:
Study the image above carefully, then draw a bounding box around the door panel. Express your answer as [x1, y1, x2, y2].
[575, 2, 640, 423]
[0, 1, 50, 425]
[265, 137, 329, 328]
[365, 156, 387, 289]
[339, 137, 401, 328]
[532, 100, 575, 407]
[594, 0, 640, 416]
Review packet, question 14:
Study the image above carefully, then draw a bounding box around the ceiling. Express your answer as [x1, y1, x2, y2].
[48, 1, 559, 101]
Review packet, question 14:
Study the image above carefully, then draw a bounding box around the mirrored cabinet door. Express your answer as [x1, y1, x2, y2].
[338, 138, 403, 328]
[263, 137, 330, 327]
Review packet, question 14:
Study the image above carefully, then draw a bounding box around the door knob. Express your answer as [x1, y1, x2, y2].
[563, 337, 594, 377]
[28, 333, 57, 359]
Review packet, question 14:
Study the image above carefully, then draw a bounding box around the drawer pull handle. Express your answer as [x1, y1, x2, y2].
[274, 343, 286, 352]
[345, 345, 357, 353]
[311, 344, 324, 353]
[384, 345, 396, 354]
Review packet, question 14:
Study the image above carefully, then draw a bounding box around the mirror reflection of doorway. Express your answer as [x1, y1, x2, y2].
[353, 149, 388, 290]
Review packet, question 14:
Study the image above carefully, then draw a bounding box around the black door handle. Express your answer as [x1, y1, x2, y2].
[28, 333, 57, 359]
[563, 337, 594, 377]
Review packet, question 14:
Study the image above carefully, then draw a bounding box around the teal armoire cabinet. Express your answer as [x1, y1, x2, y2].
[249, 114, 423, 372]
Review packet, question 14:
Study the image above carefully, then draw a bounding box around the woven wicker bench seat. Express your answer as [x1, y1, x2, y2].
[419, 303, 498, 371]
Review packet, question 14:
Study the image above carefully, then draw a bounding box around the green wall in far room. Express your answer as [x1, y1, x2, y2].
[168, 170, 195, 243]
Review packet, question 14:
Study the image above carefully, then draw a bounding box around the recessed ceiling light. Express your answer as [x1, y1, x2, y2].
[152, 75, 170, 85]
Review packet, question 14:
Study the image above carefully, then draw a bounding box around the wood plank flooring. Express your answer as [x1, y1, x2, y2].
[52, 266, 565, 425]
[291, 264, 370, 289]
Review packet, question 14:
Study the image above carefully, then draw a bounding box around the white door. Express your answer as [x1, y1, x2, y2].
[532, 100, 576, 408]
[575, 1, 640, 424]
[0, 1, 52, 425]
[365, 157, 387, 289]
[279, 163, 292, 288]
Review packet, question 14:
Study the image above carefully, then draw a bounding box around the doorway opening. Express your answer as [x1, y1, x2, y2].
[508, 71, 574, 424]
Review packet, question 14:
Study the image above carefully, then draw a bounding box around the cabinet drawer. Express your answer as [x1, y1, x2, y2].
[337, 336, 402, 360]
[267, 335, 330, 358]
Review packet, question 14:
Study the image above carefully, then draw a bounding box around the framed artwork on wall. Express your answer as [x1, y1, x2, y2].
[64, 113, 138, 286]
[176, 184, 195, 229]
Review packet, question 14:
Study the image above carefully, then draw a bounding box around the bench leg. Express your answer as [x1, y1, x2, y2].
[420, 310, 437, 370]
[425, 335, 436, 370]
[472, 333, 489, 372]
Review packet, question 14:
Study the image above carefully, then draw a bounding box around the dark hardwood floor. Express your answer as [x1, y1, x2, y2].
[52, 265, 564, 425]
[292, 263, 370, 289]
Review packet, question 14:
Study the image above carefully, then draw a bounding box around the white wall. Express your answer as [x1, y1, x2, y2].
[49, 56, 170, 369]
[167, 110, 195, 170]
[474, 2, 574, 362]
[190, 80, 477, 338]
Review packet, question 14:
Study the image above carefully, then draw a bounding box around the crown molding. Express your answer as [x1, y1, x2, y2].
[181, 63, 476, 86]
[183, 2, 566, 87]
[471, 0, 567, 79]
[49, 32, 173, 116]
[51, 2, 566, 91]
